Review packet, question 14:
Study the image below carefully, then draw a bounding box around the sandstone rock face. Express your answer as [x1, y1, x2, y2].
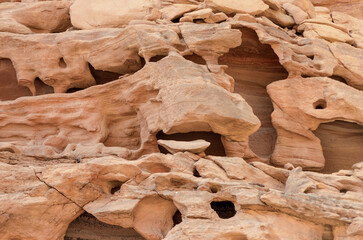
[0, 1, 71, 34]
[70, 0, 161, 29]
[0, 0, 362, 240]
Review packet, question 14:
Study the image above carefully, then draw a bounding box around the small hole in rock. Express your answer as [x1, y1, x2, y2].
[210, 201, 236, 219]
[110, 181, 123, 195]
[313, 99, 327, 109]
[173, 210, 182, 226]
[307, 55, 314, 60]
[59, 57, 67, 68]
[184, 54, 207, 65]
[210, 186, 219, 193]
[193, 168, 201, 177]
[172, 17, 181, 23]
[340, 189, 348, 193]
[193, 19, 204, 23]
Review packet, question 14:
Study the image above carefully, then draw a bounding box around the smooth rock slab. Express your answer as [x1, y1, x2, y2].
[205, 0, 269, 15]
[157, 139, 211, 154]
[70, 0, 161, 29]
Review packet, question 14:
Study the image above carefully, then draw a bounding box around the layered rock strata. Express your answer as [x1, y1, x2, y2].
[0, 0, 362, 240]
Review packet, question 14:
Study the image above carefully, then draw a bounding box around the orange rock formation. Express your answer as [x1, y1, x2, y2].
[0, 0, 362, 240]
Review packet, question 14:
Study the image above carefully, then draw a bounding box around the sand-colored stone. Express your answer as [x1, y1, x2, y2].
[1, 151, 362, 240]
[331, 11, 363, 48]
[205, 0, 269, 15]
[0, 22, 242, 94]
[0, 54, 260, 159]
[283, 2, 309, 24]
[0, 0, 362, 239]
[0, 1, 71, 34]
[70, 0, 161, 29]
[298, 18, 354, 44]
[267, 77, 363, 169]
[157, 139, 211, 154]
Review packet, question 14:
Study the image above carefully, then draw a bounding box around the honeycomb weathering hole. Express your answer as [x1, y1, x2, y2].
[210, 201, 236, 219]
[109, 181, 124, 195]
[59, 57, 67, 68]
[313, 99, 327, 110]
[193, 168, 201, 178]
[173, 210, 182, 226]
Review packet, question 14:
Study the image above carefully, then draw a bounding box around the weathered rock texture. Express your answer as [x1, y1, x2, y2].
[0, 0, 362, 239]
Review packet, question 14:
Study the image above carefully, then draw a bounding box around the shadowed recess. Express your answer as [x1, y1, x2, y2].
[88, 63, 121, 85]
[313, 121, 363, 174]
[109, 180, 124, 195]
[173, 210, 182, 226]
[65, 212, 144, 240]
[156, 131, 226, 156]
[184, 54, 207, 65]
[34, 77, 54, 95]
[210, 201, 236, 219]
[149, 55, 167, 62]
[219, 27, 288, 159]
[0, 59, 54, 100]
[0, 58, 32, 100]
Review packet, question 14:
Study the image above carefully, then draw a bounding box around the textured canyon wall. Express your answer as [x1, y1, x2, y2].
[0, 0, 362, 240]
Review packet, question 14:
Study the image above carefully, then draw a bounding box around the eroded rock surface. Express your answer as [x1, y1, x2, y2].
[0, 0, 362, 239]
